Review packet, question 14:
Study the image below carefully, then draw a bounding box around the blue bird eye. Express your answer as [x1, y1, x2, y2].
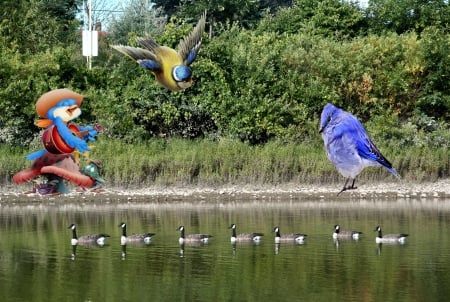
[172, 66, 192, 82]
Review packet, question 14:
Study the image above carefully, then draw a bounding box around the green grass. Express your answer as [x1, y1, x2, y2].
[4, 138, 449, 189]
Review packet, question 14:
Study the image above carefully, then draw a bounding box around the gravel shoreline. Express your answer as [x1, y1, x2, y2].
[1, 179, 449, 202]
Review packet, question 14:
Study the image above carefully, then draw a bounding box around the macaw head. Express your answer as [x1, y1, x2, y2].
[35, 89, 84, 127]
[46, 99, 81, 123]
[172, 65, 193, 90]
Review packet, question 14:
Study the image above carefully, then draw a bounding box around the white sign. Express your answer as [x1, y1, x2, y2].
[82, 30, 98, 57]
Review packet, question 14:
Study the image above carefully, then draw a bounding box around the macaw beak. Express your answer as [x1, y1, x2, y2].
[177, 80, 193, 90]
[66, 105, 78, 116]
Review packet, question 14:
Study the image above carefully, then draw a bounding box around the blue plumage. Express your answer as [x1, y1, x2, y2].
[138, 60, 162, 71]
[26, 149, 47, 161]
[319, 103, 400, 194]
[172, 65, 192, 82]
[185, 49, 199, 65]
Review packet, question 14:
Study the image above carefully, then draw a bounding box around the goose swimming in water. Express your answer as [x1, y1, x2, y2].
[333, 225, 362, 240]
[374, 225, 408, 244]
[229, 224, 264, 243]
[68, 223, 110, 246]
[273, 226, 307, 243]
[119, 222, 155, 245]
[177, 225, 212, 244]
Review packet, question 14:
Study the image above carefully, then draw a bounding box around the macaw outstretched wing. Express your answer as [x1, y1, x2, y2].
[177, 11, 206, 65]
[111, 44, 162, 72]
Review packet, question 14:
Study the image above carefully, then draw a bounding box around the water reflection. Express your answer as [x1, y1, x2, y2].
[0, 195, 450, 302]
[121, 244, 126, 260]
[376, 241, 407, 256]
[230, 240, 264, 257]
[71, 244, 76, 260]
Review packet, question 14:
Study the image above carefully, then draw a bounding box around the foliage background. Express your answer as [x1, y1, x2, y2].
[1, 0, 449, 186]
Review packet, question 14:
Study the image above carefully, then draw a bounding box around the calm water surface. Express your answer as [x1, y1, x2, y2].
[0, 193, 450, 302]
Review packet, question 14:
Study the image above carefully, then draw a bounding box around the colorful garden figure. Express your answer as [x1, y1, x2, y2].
[13, 89, 104, 194]
[28, 88, 98, 160]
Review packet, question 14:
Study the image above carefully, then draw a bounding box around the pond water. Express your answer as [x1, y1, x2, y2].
[0, 193, 450, 302]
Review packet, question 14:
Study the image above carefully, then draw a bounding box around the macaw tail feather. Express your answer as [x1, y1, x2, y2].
[26, 149, 47, 161]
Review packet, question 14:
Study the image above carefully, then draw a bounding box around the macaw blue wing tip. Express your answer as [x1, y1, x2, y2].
[26, 149, 47, 160]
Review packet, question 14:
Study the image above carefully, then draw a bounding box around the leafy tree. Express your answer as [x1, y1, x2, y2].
[1, 0, 449, 149]
[366, 0, 450, 34]
[107, 0, 167, 44]
[257, 0, 367, 37]
[0, 0, 82, 53]
[178, 0, 262, 27]
[0, 0, 85, 145]
[152, 0, 180, 16]
[416, 27, 450, 120]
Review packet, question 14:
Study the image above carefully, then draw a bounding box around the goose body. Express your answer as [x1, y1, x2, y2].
[374, 225, 408, 244]
[177, 226, 211, 244]
[273, 226, 307, 243]
[229, 224, 264, 243]
[68, 223, 110, 246]
[333, 225, 362, 240]
[119, 222, 155, 245]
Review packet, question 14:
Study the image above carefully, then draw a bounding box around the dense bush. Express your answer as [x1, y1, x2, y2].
[0, 0, 449, 149]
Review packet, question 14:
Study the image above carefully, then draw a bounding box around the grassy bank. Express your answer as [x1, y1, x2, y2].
[4, 138, 449, 189]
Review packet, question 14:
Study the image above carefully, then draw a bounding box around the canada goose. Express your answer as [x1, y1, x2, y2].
[68, 223, 110, 246]
[374, 225, 408, 244]
[333, 225, 362, 240]
[119, 222, 155, 245]
[229, 224, 264, 243]
[177, 225, 212, 244]
[273, 226, 307, 243]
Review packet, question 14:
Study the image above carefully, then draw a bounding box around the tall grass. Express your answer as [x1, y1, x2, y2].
[1, 145, 29, 185]
[3, 138, 448, 189]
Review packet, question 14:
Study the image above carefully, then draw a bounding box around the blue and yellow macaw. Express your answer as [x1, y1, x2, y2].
[112, 11, 206, 92]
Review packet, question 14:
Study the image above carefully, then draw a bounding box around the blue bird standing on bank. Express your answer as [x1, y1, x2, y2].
[319, 103, 400, 195]
[111, 11, 206, 91]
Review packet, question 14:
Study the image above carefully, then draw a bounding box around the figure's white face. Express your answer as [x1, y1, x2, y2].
[52, 105, 81, 122]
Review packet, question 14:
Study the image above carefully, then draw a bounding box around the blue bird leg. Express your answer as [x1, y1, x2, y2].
[337, 178, 357, 196]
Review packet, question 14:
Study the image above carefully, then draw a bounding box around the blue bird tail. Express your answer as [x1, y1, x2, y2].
[387, 167, 401, 179]
[26, 149, 47, 160]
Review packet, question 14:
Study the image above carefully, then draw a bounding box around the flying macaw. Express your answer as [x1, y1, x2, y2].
[111, 11, 206, 92]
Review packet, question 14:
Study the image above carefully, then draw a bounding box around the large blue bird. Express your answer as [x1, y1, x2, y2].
[111, 11, 206, 91]
[319, 103, 400, 194]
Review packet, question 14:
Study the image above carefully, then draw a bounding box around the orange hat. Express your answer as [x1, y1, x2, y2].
[36, 89, 84, 118]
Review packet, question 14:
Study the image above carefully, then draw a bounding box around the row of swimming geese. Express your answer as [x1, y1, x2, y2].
[68, 223, 409, 246]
